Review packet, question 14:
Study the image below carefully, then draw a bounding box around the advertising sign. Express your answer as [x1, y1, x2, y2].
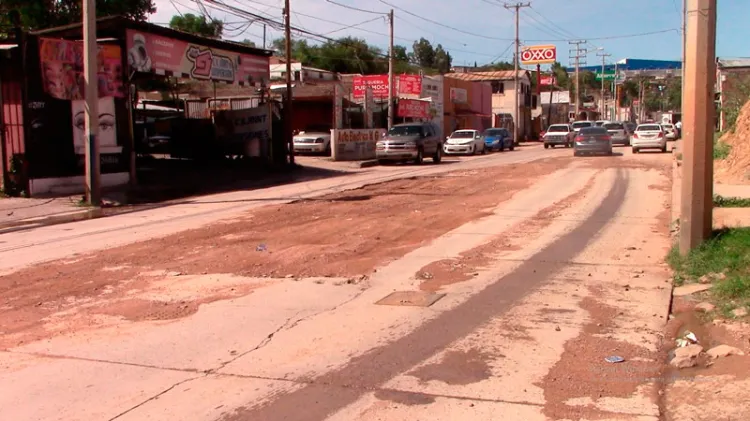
[353, 75, 389, 99]
[213, 106, 269, 156]
[540, 75, 557, 86]
[450, 87, 468, 104]
[520, 45, 557, 65]
[398, 74, 422, 95]
[331, 128, 386, 161]
[397, 98, 430, 119]
[125, 29, 269, 85]
[39, 37, 124, 100]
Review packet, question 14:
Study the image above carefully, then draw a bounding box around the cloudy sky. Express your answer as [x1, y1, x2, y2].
[150, 0, 747, 68]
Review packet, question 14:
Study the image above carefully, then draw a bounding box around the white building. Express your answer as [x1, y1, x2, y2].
[269, 58, 338, 84]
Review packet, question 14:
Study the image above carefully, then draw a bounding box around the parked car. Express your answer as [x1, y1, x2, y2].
[571, 121, 594, 133]
[661, 123, 677, 140]
[444, 129, 486, 155]
[293, 127, 332, 155]
[481, 128, 514, 152]
[603, 122, 630, 146]
[376, 122, 443, 164]
[632, 124, 668, 153]
[543, 124, 574, 148]
[573, 126, 613, 156]
[594, 120, 611, 127]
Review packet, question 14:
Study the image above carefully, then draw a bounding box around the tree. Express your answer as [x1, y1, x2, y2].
[433, 44, 452, 74]
[169, 13, 223, 39]
[1, 0, 155, 36]
[240, 39, 257, 48]
[411, 38, 436, 69]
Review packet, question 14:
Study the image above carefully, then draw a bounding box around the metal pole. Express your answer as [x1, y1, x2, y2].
[284, 0, 294, 165]
[387, 9, 394, 130]
[83, 0, 101, 205]
[680, 0, 717, 254]
[575, 55, 580, 119]
[263, 24, 267, 49]
[504, 2, 530, 143]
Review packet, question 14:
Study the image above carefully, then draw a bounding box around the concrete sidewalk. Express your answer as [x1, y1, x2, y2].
[0, 197, 85, 224]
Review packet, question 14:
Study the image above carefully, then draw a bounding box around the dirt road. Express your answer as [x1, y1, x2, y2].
[0, 147, 675, 421]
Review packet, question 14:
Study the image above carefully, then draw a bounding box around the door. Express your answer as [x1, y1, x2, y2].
[423, 124, 436, 154]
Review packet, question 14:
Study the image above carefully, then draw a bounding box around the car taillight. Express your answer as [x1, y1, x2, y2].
[658, 132, 664, 137]
[633, 133, 639, 139]
[575, 136, 584, 142]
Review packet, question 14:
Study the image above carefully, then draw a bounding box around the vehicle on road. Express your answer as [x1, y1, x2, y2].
[376, 122, 443, 164]
[573, 126, 613, 156]
[594, 120, 611, 127]
[444, 129, 486, 155]
[661, 123, 677, 140]
[603, 122, 630, 146]
[571, 121, 594, 133]
[624, 122, 637, 134]
[481, 128, 514, 152]
[543, 124, 574, 148]
[632, 124, 668, 153]
[293, 128, 332, 155]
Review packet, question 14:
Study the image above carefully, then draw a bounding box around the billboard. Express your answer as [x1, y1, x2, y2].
[353, 75, 389, 98]
[39, 37, 124, 100]
[398, 74, 422, 95]
[540, 75, 557, 86]
[397, 99, 430, 119]
[520, 45, 557, 65]
[125, 29, 269, 85]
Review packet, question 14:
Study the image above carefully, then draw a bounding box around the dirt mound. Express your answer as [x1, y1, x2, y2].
[716, 99, 750, 184]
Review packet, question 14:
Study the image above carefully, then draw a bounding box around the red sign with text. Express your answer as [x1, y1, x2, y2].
[397, 99, 430, 119]
[540, 75, 557, 86]
[398, 74, 422, 95]
[353, 75, 390, 98]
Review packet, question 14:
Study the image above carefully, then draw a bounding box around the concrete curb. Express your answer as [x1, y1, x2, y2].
[356, 160, 380, 169]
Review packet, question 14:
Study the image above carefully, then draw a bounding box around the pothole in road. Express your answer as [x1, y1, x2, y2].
[375, 291, 446, 307]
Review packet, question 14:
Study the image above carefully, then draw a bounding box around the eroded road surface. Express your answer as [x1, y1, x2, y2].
[0, 147, 675, 421]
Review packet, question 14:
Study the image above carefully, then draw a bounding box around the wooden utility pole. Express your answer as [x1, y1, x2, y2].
[505, 2, 530, 143]
[263, 24, 267, 49]
[387, 9, 394, 130]
[568, 40, 587, 120]
[83, 0, 101, 205]
[681, 0, 687, 112]
[283, 0, 294, 165]
[680, 0, 717, 254]
[597, 50, 611, 119]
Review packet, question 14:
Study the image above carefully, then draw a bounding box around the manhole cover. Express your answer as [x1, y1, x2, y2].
[375, 291, 446, 307]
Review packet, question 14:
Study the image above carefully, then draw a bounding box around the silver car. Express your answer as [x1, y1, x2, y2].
[573, 127, 613, 156]
[603, 122, 630, 146]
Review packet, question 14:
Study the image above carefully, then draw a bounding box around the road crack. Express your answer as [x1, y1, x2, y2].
[107, 375, 205, 421]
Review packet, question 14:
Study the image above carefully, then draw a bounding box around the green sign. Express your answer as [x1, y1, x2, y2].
[596, 71, 616, 81]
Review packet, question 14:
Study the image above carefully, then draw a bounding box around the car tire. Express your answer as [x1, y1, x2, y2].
[662, 145, 668, 153]
[607, 149, 613, 156]
[414, 148, 424, 165]
[632, 147, 638, 154]
[324, 142, 332, 156]
[499, 144, 505, 152]
[378, 159, 389, 166]
[509, 143, 515, 151]
[432, 146, 442, 164]
[481, 146, 487, 155]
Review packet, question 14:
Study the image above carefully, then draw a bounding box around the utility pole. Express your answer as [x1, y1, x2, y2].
[83, 0, 101, 205]
[680, 0, 717, 254]
[263, 23, 267, 49]
[614, 62, 619, 120]
[387, 9, 394, 130]
[597, 50, 611, 119]
[504, 2, 530, 143]
[568, 40, 587, 120]
[283, 0, 294, 165]
[681, 0, 687, 113]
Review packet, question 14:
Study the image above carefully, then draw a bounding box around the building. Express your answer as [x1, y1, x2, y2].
[567, 58, 682, 78]
[269, 57, 338, 84]
[716, 57, 750, 131]
[444, 70, 533, 139]
[536, 91, 571, 127]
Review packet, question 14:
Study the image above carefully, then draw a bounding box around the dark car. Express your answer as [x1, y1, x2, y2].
[481, 128, 514, 152]
[376, 122, 443, 164]
[573, 126, 613, 156]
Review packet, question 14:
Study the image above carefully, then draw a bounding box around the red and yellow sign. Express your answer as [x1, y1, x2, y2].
[520, 45, 557, 65]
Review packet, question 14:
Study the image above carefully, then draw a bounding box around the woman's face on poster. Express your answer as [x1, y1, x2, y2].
[43, 62, 66, 97]
[72, 98, 117, 149]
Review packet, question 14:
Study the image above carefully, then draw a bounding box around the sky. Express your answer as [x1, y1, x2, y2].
[151, 0, 749, 70]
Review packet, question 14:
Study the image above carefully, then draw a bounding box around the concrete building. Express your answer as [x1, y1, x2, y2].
[444, 70, 533, 140]
[716, 58, 750, 131]
[269, 57, 338, 84]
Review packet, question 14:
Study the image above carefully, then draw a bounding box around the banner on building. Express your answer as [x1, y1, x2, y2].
[540, 75, 557, 86]
[39, 37, 124, 100]
[398, 74, 422, 95]
[397, 98, 431, 119]
[125, 29, 269, 86]
[331, 128, 386, 161]
[353, 75, 389, 99]
[450, 87, 468, 104]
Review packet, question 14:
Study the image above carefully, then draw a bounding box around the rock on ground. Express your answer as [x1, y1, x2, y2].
[706, 345, 745, 359]
[670, 344, 703, 369]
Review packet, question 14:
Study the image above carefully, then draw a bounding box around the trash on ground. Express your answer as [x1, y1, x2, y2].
[675, 331, 699, 347]
[605, 355, 625, 363]
[256, 244, 268, 252]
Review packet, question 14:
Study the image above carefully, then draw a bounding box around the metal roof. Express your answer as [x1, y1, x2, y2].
[717, 58, 750, 68]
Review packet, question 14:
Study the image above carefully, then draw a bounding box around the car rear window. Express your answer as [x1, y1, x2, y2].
[572, 121, 593, 129]
[388, 125, 423, 136]
[604, 123, 624, 130]
[579, 127, 608, 135]
[638, 125, 662, 131]
[547, 125, 569, 132]
[451, 131, 475, 138]
[483, 129, 503, 136]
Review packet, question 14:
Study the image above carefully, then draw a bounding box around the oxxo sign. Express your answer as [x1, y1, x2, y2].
[520, 45, 557, 65]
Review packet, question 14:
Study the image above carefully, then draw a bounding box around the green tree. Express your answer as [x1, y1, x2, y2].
[1, 0, 155, 36]
[169, 13, 223, 38]
[433, 44, 452, 74]
[240, 39, 256, 47]
[411, 38, 436, 69]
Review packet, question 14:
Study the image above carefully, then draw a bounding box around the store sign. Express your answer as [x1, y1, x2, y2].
[398, 74, 422, 95]
[595, 71, 617, 81]
[213, 106, 269, 143]
[540, 75, 557, 86]
[353, 75, 390, 98]
[125, 29, 269, 85]
[331, 128, 385, 161]
[398, 99, 430, 119]
[520, 45, 557, 65]
[38, 37, 124, 100]
[450, 87, 468, 104]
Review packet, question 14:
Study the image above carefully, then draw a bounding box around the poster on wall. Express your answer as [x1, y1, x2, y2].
[71, 97, 119, 154]
[39, 38, 124, 100]
[125, 30, 269, 86]
[353, 75, 389, 99]
[398, 75, 422, 95]
[397, 99, 430, 119]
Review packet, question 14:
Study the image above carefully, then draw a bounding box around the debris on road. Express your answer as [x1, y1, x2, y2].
[256, 243, 268, 252]
[670, 344, 703, 368]
[675, 331, 699, 348]
[604, 355, 625, 363]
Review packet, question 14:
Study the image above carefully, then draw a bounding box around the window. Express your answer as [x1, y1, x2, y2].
[294, 71, 301, 81]
[491, 81, 505, 94]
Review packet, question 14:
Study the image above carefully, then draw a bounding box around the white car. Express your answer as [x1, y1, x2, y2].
[444, 129, 486, 155]
[571, 121, 595, 133]
[632, 124, 668, 153]
[293, 130, 332, 155]
[661, 123, 677, 140]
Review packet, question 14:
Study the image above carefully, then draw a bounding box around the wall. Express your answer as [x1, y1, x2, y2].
[330, 128, 385, 161]
[270, 63, 337, 83]
[718, 68, 750, 131]
[421, 75, 444, 138]
[489, 76, 532, 138]
[0, 52, 25, 185]
[443, 77, 474, 137]
[292, 100, 333, 132]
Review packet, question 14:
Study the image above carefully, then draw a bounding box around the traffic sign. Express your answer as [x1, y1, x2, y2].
[520, 45, 557, 65]
[595, 71, 616, 81]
